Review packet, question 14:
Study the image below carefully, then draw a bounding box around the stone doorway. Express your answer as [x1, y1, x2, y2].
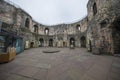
[30, 42, 34, 48]
[39, 38, 44, 47]
[63, 42, 67, 47]
[49, 39, 53, 47]
[80, 36, 86, 47]
[70, 38, 75, 47]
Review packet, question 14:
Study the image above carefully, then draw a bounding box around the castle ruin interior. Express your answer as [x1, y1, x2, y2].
[0, 0, 120, 55]
[0, 0, 120, 80]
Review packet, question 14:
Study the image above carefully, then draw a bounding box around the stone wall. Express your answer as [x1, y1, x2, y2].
[0, 0, 16, 24]
[0, 0, 91, 52]
[87, 0, 120, 54]
[1, 0, 120, 54]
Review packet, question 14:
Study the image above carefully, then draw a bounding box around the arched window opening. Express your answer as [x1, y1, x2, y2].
[93, 3, 97, 16]
[25, 18, 30, 28]
[76, 24, 81, 31]
[44, 28, 49, 35]
[34, 25, 38, 33]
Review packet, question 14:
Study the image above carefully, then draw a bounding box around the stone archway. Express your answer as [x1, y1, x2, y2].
[30, 42, 34, 48]
[63, 41, 67, 47]
[70, 38, 75, 47]
[39, 38, 44, 47]
[49, 39, 53, 47]
[80, 36, 86, 47]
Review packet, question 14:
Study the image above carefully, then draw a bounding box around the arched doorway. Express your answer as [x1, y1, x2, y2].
[70, 38, 75, 47]
[80, 36, 86, 47]
[63, 42, 67, 47]
[49, 39, 53, 47]
[30, 42, 34, 48]
[39, 38, 44, 47]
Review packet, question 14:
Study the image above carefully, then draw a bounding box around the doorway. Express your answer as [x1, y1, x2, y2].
[30, 42, 34, 48]
[70, 38, 75, 47]
[49, 39, 53, 47]
[80, 36, 86, 47]
[39, 38, 44, 47]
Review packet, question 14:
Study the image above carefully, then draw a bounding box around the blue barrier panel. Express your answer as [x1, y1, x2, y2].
[15, 38, 23, 54]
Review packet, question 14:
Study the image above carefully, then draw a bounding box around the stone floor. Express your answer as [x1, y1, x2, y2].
[0, 48, 120, 80]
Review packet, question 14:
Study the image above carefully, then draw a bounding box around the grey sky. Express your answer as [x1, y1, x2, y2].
[9, 0, 89, 25]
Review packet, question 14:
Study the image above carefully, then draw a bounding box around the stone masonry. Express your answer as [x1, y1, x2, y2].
[0, 0, 120, 55]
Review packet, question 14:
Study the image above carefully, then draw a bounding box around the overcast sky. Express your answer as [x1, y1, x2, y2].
[9, 0, 89, 25]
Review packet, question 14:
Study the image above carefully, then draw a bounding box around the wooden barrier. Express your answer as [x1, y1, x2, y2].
[0, 47, 16, 63]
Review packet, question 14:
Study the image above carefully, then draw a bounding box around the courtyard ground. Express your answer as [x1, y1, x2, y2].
[0, 48, 120, 80]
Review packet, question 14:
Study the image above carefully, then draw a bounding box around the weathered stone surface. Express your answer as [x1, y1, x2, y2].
[87, 0, 120, 55]
[0, 48, 119, 80]
[0, 0, 87, 49]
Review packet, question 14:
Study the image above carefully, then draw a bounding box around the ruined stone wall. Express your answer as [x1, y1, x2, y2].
[80, 17, 88, 33]
[0, 0, 16, 24]
[67, 24, 76, 35]
[48, 26, 54, 36]
[69, 17, 88, 47]
[39, 27, 44, 35]
[16, 9, 33, 34]
[47, 18, 88, 47]
[0, 0, 88, 48]
[87, 0, 112, 54]
[87, 0, 111, 21]
[0, 0, 38, 49]
[16, 8, 36, 49]
[87, 0, 120, 54]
